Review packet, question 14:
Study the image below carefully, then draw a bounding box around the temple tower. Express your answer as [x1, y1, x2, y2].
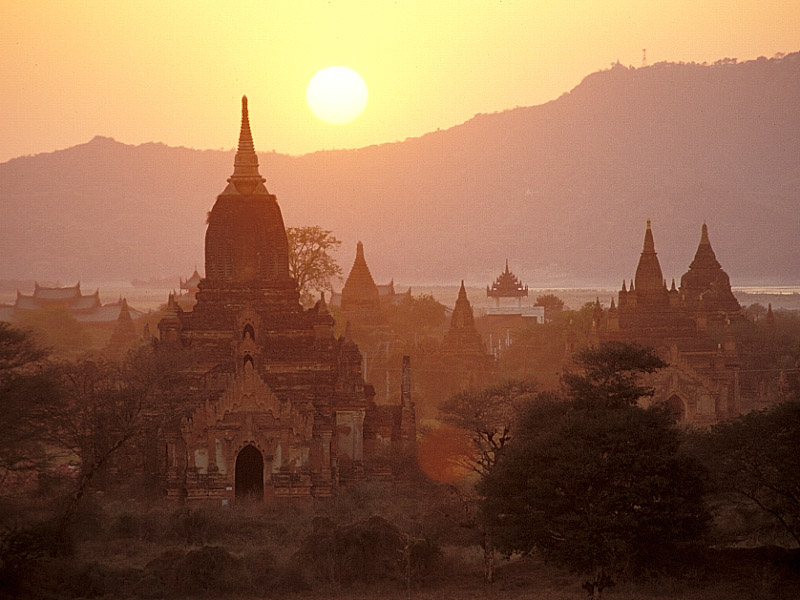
[679, 223, 741, 317]
[632, 220, 669, 308]
[158, 97, 377, 503]
[341, 241, 381, 313]
[204, 96, 292, 287]
[444, 281, 485, 354]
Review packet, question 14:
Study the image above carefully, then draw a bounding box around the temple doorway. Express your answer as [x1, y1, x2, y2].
[665, 395, 686, 422]
[235, 445, 264, 501]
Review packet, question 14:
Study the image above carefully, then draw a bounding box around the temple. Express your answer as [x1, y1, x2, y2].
[157, 97, 412, 503]
[340, 241, 381, 313]
[594, 221, 744, 424]
[1, 282, 144, 324]
[332, 242, 411, 312]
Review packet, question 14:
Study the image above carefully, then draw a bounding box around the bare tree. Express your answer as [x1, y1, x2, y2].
[286, 226, 343, 304]
[439, 379, 539, 582]
[40, 345, 196, 527]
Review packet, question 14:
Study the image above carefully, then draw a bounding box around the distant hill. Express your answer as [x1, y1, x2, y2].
[1, 53, 798, 287]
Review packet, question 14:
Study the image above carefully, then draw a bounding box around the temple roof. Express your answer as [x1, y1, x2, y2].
[487, 260, 528, 298]
[228, 95, 267, 196]
[634, 220, 665, 293]
[679, 223, 740, 313]
[687, 223, 722, 271]
[17, 283, 101, 311]
[444, 281, 485, 354]
[204, 96, 291, 284]
[341, 241, 380, 311]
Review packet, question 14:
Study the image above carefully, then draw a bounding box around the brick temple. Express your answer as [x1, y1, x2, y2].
[593, 221, 745, 424]
[157, 97, 413, 503]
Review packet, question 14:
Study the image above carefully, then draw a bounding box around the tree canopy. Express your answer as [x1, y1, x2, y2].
[286, 226, 343, 305]
[562, 341, 666, 409]
[702, 400, 800, 546]
[480, 342, 705, 600]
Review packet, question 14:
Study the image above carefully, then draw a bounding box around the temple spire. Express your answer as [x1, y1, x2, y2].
[228, 95, 266, 194]
[643, 219, 655, 253]
[634, 220, 665, 293]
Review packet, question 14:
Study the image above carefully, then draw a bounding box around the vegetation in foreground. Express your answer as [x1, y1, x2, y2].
[2, 325, 800, 599]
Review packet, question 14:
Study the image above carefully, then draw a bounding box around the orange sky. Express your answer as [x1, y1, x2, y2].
[1, 1, 798, 163]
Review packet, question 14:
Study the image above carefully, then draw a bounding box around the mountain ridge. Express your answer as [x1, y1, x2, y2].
[2, 53, 798, 287]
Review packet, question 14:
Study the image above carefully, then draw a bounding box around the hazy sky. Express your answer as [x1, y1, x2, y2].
[1, 1, 798, 163]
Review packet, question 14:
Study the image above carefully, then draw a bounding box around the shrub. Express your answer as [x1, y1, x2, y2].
[166, 545, 251, 596]
[297, 515, 439, 587]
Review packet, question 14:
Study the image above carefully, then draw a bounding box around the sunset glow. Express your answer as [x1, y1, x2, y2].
[1, 1, 798, 162]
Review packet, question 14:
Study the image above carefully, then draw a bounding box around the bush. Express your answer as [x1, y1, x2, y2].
[166, 546, 251, 596]
[297, 515, 439, 587]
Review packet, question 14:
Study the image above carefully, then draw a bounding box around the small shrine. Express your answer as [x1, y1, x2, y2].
[485, 262, 542, 322]
[486, 260, 529, 308]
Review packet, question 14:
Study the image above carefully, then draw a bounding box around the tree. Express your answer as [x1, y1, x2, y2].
[40, 345, 198, 526]
[286, 226, 343, 305]
[14, 306, 92, 357]
[439, 379, 539, 476]
[480, 343, 706, 600]
[702, 401, 800, 546]
[0, 324, 59, 486]
[439, 379, 539, 583]
[562, 341, 666, 409]
[535, 293, 565, 320]
[384, 294, 447, 335]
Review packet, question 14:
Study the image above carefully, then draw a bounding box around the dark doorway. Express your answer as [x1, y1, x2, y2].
[235, 445, 264, 501]
[665, 395, 685, 422]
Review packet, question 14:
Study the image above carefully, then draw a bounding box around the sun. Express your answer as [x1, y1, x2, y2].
[306, 66, 368, 124]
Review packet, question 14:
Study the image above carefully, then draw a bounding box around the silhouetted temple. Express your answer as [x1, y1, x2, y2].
[433, 281, 494, 393]
[444, 281, 486, 355]
[157, 97, 411, 503]
[340, 241, 381, 313]
[334, 242, 411, 313]
[595, 221, 744, 424]
[487, 260, 528, 307]
[0, 282, 144, 324]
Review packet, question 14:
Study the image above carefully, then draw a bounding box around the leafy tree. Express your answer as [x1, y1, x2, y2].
[497, 304, 593, 389]
[562, 341, 666, 409]
[286, 226, 343, 305]
[481, 343, 706, 600]
[535, 293, 565, 319]
[702, 401, 800, 546]
[384, 294, 447, 335]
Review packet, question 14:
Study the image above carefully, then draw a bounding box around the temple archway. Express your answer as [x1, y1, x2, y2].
[665, 394, 686, 422]
[235, 444, 264, 501]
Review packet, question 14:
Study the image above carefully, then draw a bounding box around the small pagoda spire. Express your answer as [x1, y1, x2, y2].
[670, 278, 677, 291]
[458, 279, 467, 300]
[228, 95, 266, 194]
[318, 291, 328, 314]
[621, 280, 627, 292]
[643, 219, 655, 253]
[765, 303, 775, 326]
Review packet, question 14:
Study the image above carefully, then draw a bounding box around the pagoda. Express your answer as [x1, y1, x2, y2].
[340, 241, 380, 313]
[157, 97, 406, 503]
[599, 221, 744, 425]
[487, 260, 528, 308]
